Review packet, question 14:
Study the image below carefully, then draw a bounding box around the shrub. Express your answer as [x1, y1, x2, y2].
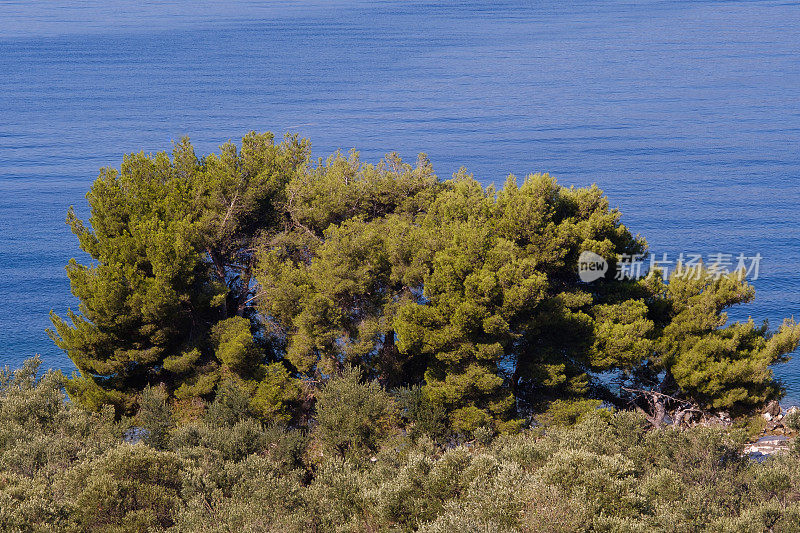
[395, 385, 450, 443]
[62, 444, 182, 532]
[314, 366, 397, 459]
[136, 384, 173, 449]
[6, 356, 800, 532]
[535, 448, 640, 517]
[539, 398, 606, 427]
[204, 377, 253, 427]
[784, 408, 800, 432]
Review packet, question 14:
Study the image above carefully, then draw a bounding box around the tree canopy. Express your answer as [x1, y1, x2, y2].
[50, 132, 800, 430]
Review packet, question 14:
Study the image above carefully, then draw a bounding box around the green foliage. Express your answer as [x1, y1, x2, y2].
[314, 366, 397, 459]
[0, 358, 123, 531]
[652, 268, 800, 411]
[539, 398, 607, 427]
[173, 454, 308, 532]
[536, 448, 640, 516]
[210, 317, 260, 376]
[733, 413, 770, 439]
[393, 172, 646, 432]
[0, 357, 121, 479]
[49, 132, 800, 436]
[49, 133, 310, 414]
[255, 151, 438, 384]
[785, 409, 800, 431]
[136, 384, 173, 449]
[395, 385, 450, 443]
[203, 376, 253, 427]
[250, 362, 303, 423]
[64, 444, 183, 532]
[256, 162, 653, 432]
[5, 360, 800, 532]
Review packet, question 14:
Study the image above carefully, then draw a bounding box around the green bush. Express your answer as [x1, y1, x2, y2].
[314, 366, 397, 459]
[5, 356, 800, 532]
[203, 377, 253, 427]
[137, 384, 173, 449]
[784, 408, 800, 431]
[538, 398, 607, 427]
[63, 444, 183, 532]
[395, 385, 450, 443]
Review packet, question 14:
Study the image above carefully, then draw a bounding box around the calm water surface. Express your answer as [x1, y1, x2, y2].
[1, 1, 799, 400]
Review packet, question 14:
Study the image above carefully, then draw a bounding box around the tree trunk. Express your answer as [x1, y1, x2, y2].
[651, 398, 666, 428]
[631, 393, 666, 428]
[235, 258, 253, 317]
[206, 247, 228, 319]
[378, 330, 402, 387]
[673, 408, 689, 428]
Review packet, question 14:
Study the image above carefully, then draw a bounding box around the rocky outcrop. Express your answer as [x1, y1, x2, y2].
[744, 403, 799, 461]
[764, 400, 782, 418]
[745, 435, 790, 462]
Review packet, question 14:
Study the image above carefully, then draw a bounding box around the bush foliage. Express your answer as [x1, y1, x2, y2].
[2, 360, 800, 532]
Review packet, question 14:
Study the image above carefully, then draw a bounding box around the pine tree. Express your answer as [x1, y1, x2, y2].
[394, 172, 646, 432]
[50, 133, 799, 428]
[653, 266, 800, 413]
[49, 133, 309, 414]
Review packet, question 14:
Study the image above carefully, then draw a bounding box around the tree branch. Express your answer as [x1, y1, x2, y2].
[218, 192, 239, 236]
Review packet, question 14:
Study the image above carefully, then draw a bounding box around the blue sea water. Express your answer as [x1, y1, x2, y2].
[1, 1, 799, 401]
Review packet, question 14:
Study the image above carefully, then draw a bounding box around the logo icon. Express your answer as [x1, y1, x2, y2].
[578, 251, 608, 282]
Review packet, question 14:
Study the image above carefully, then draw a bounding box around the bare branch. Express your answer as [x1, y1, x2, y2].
[219, 191, 239, 235]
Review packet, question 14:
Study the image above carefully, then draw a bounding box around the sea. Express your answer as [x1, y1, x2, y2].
[1, 1, 799, 401]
